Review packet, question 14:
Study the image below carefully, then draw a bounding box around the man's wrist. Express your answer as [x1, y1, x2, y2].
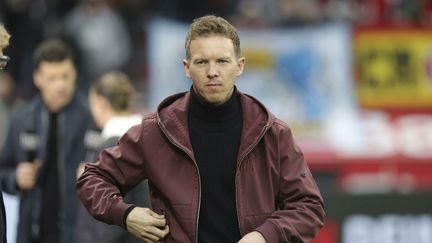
[123, 205, 136, 229]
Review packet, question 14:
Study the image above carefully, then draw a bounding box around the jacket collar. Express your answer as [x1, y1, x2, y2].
[156, 89, 274, 163]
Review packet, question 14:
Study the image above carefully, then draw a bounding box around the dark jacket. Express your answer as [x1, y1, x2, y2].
[77, 91, 325, 243]
[0, 93, 93, 243]
[1, 192, 6, 243]
[75, 130, 151, 243]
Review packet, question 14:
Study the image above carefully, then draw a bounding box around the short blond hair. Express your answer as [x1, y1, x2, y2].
[0, 24, 11, 49]
[185, 15, 241, 59]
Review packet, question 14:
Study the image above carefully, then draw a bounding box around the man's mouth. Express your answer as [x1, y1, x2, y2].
[206, 82, 222, 86]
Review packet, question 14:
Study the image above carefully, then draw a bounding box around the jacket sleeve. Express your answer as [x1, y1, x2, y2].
[76, 124, 148, 228]
[255, 126, 325, 243]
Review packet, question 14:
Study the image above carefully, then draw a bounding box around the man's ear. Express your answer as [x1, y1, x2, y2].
[236, 57, 245, 76]
[33, 69, 41, 89]
[183, 59, 191, 78]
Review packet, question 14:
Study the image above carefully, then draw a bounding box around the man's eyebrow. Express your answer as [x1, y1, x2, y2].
[193, 58, 207, 62]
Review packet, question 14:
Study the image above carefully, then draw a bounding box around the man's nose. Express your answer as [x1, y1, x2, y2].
[207, 63, 219, 78]
[54, 78, 68, 89]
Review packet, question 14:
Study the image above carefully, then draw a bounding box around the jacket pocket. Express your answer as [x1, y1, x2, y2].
[162, 212, 175, 243]
[156, 208, 174, 243]
[152, 200, 190, 242]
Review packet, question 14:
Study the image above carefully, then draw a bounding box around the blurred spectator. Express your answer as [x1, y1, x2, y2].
[74, 70, 150, 243]
[0, 39, 93, 243]
[232, 0, 432, 27]
[421, 0, 432, 27]
[233, 0, 331, 27]
[63, 0, 132, 94]
[322, 0, 357, 22]
[274, 0, 323, 26]
[231, 0, 275, 27]
[0, 70, 22, 149]
[0, 71, 15, 107]
[113, 0, 154, 93]
[383, 0, 420, 26]
[154, 0, 239, 22]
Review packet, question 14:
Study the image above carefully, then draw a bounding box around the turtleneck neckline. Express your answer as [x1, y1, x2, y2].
[190, 86, 240, 123]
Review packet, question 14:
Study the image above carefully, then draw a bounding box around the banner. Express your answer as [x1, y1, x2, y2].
[311, 192, 432, 243]
[355, 28, 432, 108]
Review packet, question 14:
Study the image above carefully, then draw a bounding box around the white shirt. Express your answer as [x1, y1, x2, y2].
[101, 114, 142, 140]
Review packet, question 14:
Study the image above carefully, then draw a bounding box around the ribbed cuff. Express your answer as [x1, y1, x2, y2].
[123, 206, 136, 230]
[109, 199, 135, 228]
[255, 220, 284, 243]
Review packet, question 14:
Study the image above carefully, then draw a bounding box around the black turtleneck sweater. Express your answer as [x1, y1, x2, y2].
[188, 88, 243, 243]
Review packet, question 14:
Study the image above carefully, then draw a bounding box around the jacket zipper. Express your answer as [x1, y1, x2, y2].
[235, 125, 269, 235]
[157, 120, 201, 243]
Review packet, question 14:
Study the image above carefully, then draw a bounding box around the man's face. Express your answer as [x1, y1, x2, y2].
[33, 59, 77, 112]
[183, 36, 245, 105]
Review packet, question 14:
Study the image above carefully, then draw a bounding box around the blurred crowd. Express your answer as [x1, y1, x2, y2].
[1, 0, 431, 102]
[0, 0, 431, 147]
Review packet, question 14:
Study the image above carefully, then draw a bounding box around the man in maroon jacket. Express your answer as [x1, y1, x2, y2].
[77, 15, 325, 243]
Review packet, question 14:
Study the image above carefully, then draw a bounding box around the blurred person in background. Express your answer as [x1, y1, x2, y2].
[0, 39, 93, 243]
[0, 70, 16, 149]
[0, 70, 24, 150]
[77, 15, 324, 243]
[63, 0, 132, 94]
[0, 22, 11, 243]
[74, 70, 150, 243]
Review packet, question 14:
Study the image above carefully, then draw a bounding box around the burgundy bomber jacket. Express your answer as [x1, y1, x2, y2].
[77, 91, 325, 243]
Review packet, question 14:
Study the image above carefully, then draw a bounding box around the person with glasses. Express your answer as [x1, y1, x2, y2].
[77, 15, 325, 243]
[0, 23, 10, 243]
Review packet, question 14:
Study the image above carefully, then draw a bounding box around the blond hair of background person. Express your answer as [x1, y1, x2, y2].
[77, 15, 325, 243]
[0, 24, 10, 69]
[0, 24, 10, 49]
[0, 23, 11, 243]
[75, 70, 150, 243]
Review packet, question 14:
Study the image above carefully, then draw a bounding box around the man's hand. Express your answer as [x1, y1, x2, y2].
[238, 231, 267, 243]
[126, 207, 170, 243]
[16, 160, 41, 190]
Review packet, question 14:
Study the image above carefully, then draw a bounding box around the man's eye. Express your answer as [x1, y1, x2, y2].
[217, 59, 228, 63]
